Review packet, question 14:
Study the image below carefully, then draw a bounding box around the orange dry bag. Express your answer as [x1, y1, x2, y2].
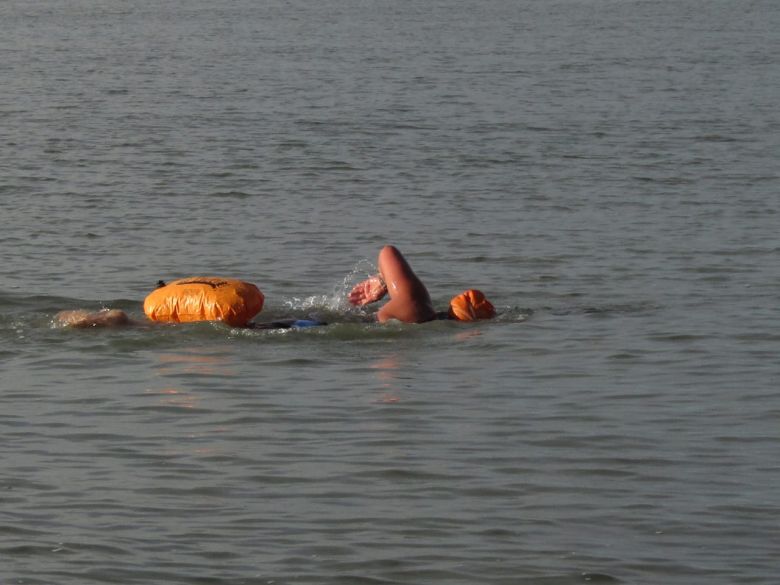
[143, 277, 264, 327]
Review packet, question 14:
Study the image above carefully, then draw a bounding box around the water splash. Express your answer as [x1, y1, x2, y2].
[283, 259, 378, 317]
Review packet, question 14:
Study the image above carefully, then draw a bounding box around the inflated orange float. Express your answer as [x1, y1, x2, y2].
[143, 277, 264, 327]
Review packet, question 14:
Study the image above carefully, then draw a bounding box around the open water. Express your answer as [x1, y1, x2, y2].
[1, 0, 779, 583]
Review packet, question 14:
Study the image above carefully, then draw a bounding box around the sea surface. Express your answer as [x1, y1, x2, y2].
[1, 0, 779, 583]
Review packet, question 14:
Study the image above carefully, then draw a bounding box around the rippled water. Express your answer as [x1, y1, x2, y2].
[2, 0, 779, 583]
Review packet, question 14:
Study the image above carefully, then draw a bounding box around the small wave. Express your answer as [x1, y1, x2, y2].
[491, 306, 533, 323]
[579, 573, 622, 583]
[546, 302, 659, 318]
[211, 190, 253, 199]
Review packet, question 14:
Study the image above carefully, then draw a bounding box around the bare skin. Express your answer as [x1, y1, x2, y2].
[348, 245, 436, 323]
[55, 309, 131, 328]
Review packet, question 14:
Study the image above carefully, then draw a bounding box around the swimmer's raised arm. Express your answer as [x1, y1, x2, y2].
[349, 245, 436, 324]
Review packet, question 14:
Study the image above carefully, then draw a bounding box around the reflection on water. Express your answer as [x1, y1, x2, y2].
[370, 354, 402, 403]
[144, 386, 200, 410]
[153, 349, 236, 377]
[452, 328, 486, 343]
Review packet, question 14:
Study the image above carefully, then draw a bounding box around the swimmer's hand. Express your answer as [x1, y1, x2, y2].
[348, 275, 388, 306]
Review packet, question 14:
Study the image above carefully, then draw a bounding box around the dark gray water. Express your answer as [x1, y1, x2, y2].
[2, 0, 779, 583]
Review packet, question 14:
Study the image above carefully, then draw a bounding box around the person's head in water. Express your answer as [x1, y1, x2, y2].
[447, 289, 496, 321]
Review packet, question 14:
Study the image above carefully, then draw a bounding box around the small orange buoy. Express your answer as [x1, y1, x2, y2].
[143, 277, 264, 327]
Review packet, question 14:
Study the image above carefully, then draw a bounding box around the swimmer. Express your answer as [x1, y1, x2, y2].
[348, 245, 496, 323]
[55, 246, 494, 328]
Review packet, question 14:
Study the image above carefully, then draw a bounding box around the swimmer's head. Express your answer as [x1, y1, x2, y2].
[448, 289, 496, 321]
